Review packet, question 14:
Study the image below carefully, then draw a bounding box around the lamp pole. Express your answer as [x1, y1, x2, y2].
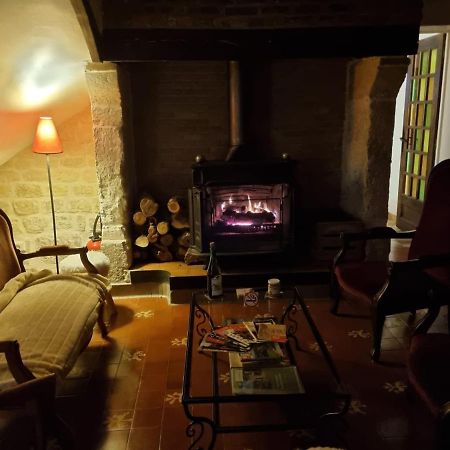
[32, 117, 63, 275]
[46, 154, 59, 273]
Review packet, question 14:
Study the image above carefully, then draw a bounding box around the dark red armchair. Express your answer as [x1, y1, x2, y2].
[407, 305, 450, 449]
[331, 159, 450, 361]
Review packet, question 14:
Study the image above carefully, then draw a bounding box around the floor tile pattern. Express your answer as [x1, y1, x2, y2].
[55, 292, 447, 450]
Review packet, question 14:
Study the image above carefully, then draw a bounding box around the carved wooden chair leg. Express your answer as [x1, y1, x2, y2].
[371, 311, 385, 362]
[96, 302, 109, 338]
[447, 304, 450, 334]
[104, 291, 117, 325]
[437, 402, 450, 450]
[330, 274, 341, 315]
[49, 413, 75, 450]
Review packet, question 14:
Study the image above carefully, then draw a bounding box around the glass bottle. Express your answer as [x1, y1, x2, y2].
[207, 242, 223, 299]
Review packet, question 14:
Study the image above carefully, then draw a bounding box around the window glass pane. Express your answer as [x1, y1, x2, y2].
[419, 78, 427, 101]
[417, 104, 425, 127]
[430, 49, 437, 74]
[419, 180, 425, 201]
[427, 77, 434, 100]
[421, 154, 427, 176]
[406, 152, 412, 173]
[409, 104, 416, 126]
[413, 54, 420, 76]
[412, 177, 419, 198]
[411, 79, 418, 101]
[425, 104, 432, 128]
[423, 130, 430, 153]
[420, 50, 430, 75]
[413, 154, 421, 174]
[404, 175, 411, 195]
[415, 130, 423, 151]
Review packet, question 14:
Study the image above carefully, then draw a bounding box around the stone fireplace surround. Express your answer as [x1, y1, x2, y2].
[85, 55, 408, 282]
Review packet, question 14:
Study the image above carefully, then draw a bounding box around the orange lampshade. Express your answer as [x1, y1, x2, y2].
[32, 117, 63, 154]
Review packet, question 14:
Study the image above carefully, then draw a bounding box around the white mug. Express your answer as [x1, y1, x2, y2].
[268, 278, 281, 296]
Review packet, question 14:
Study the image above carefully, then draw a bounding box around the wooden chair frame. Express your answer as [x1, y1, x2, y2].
[331, 226, 450, 361]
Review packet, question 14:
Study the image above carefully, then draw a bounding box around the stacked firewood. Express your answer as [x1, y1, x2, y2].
[132, 195, 191, 263]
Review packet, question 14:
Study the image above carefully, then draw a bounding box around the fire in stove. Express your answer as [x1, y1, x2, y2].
[219, 194, 278, 226]
[210, 185, 283, 234]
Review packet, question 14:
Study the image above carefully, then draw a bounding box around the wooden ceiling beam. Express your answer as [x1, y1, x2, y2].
[99, 26, 420, 61]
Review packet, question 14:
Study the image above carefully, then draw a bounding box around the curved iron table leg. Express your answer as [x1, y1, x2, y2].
[184, 405, 217, 450]
[281, 302, 301, 351]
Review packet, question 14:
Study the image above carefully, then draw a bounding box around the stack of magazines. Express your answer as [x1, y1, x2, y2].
[198, 317, 304, 395]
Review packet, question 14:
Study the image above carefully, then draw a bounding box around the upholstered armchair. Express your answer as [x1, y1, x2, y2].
[331, 159, 450, 361]
[407, 304, 450, 449]
[0, 374, 56, 450]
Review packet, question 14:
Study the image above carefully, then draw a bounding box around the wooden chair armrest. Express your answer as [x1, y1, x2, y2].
[333, 227, 415, 267]
[19, 246, 98, 274]
[341, 227, 415, 244]
[377, 254, 450, 335]
[0, 341, 35, 384]
[389, 252, 450, 273]
[0, 374, 55, 406]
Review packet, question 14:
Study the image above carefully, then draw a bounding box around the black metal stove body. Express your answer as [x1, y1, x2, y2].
[189, 159, 295, 254]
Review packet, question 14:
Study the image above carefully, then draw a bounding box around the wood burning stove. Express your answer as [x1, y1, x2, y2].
[189, 158, 295, 254]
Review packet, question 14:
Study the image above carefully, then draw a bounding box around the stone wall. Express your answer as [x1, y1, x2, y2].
[85, 62, 135, 282]
[0, 107, 99, 271]
[341, 56, 409, 259]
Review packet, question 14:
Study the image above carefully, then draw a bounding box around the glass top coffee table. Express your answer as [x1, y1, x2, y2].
[182, 286, 350, 450]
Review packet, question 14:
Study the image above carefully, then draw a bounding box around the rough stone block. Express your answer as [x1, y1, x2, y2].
[61, 157, 85, 168]
[56, 215, 87, 232]
[12, 199, 40, 216]
[73, 185, 97, 196]
[22, 216, 48, 234]
[0, 184, 11, 197]
[16, 184, 43, 198]
[101, 239, 132, 283]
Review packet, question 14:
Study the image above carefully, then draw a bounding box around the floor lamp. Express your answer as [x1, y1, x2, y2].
[32, 117, 63, 273]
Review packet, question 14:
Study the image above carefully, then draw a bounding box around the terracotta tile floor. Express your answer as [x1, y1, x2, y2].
[56, 290, 448, 450]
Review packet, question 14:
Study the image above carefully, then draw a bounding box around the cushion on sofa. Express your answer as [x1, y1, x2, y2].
[0, 271, 110, 387]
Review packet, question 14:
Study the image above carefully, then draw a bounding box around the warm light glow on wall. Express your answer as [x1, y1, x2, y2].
[32, 116, 63, 154]
[7, 44, 84, 109]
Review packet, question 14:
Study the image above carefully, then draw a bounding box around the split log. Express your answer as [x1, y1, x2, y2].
[160, 233, 174, 247]
[152, 243, 173, 262]
[148, 223, 158, 239]
[133, 249, 149, 261]
[177, 231, 191, 248]
[140, 196, 159, 217]
[171, 213, 189, 230]
[167, 197, 181, 214]
[133, 211, 147, 226]
[135, 234, 149, 248]
[175, 246, 187, 260]
[148, 233, 158, 244]
[156, 221, 170, 236]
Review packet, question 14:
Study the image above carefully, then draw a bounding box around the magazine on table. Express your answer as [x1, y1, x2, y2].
[198, 331, 248, 352]
[228, 342, 286, 368]
[230, 365, 305, 395]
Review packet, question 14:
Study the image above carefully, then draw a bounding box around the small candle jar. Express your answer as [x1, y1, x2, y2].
[267, 278, 281, 297]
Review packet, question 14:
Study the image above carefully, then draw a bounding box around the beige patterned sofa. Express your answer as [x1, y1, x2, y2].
[0, 270, 110, 388]
[0, 209, 113, 388]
